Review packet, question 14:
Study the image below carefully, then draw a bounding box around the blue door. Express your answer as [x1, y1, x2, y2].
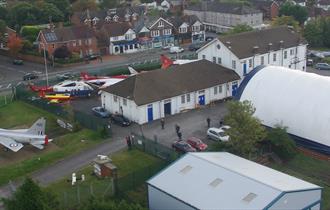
[147, 105, 153, 122]
[232, 84, 238, 97]
[243, 63, 247, 76]
[164, 102, 171, 115]
[198, 95, 205, 105]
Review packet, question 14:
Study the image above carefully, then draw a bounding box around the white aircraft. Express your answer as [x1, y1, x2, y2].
[52, 80, 94, 96]
[0, 118, 52, 152]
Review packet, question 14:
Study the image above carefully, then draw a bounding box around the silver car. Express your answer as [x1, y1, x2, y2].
[315, 63, 330, 70]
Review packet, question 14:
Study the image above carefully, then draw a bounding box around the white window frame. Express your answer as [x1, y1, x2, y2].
[158, 21, 164, 27]
[186, 94, 190, 102]
[284, 50, 287, 59]
[213, 57, 216, 63]
[273, 53, 276, 62]
[179, 27, 187, 33]
[202, 55, 206, 59]
[181, 95, 185, 104]
[113, 95, 118, 102]
[214, 86, 218, 95]
[151, 30, 160, 37]
[232, 60, 236, 69]
[260, 56, 264, 65]
[164, 29, 171, 35]
[248, 59, 252, 68]
[219, 85, 222, 93]
[123, 98, 127, 106]
[218, 57, 222, 64]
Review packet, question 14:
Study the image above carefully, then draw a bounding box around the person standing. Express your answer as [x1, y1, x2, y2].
[161, 118, 165, 129]
[219, 118, 223, 127]
[207, 117, 211, 128]
[175, 124, 180, 134]
[178, 131, 182, 140]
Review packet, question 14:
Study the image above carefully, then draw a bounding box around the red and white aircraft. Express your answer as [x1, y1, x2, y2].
[29, 83, 53, 92]
[80, 67, 138, 89]
[160, 54, 199, 69]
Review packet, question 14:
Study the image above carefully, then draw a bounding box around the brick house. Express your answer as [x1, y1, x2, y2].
[0, 27, 16, 50]
[249, 0, 279, 20]
[37, 25, 98, 58]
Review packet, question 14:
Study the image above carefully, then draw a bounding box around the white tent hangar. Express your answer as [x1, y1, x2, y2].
[237, 65, 330, 155]
[147, 152, 322, 210]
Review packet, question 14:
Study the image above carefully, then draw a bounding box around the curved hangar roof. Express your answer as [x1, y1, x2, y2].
[237, 65, 330, 155]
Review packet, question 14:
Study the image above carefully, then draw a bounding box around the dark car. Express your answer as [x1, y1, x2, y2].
[186, 137, 208, 151]
[85, 54, 100, 60]
[306, 59, 313, 66]
[110, 114, 131, 126]
[205, 36, 214, 42]
[172, 140, 197, 153]
[23, 73, 38, 81]
[92, 107, 111, 118]
[188, 43, 203, 51]
[13, 59, 23, 65]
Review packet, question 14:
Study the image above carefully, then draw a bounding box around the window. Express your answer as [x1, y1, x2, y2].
[295, 48, 298, 54]
[214, 86, 218, 95]
[113, 36, 118, 41]
[79, 40, 82, 46]
[192, 25, 200, 31]
[179, 27, 187, 33]
[186, 94, 190, 102]
[248, 59, 252, 68]
[113, 96, 118, 102]
[164, 29, 171, 35]
[290, 49, 294, 55]
[181, 95, 185, 103]
[202, 55, 206, 59]
[260, 56, 264, 65]
[158, 21, 164, 27]
[232, 60, 236, 69]
[151, 30, 160, 37]
[130, 45, 133, 49]
[72, 41, 76, 47]
[219, 85, 222, 93]
[125, 34, 133, 40]
[88, 38, 92, 45]
[213, 56, 216, 63]
[273, 53, 276, 62]
[218, 57, 222, 64]
[284, 50, 287, 59]
[123, 98, 127, 106]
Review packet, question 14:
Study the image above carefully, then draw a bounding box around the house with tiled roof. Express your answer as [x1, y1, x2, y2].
[197, 26, 307, 78]
[184, 1, 263, 33]
[0, 27, 16, 50]
[37, 25, 98, 58]
[248, 0, 279, 20]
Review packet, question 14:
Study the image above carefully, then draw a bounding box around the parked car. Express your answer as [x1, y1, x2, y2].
[219, 125, 231, 131]
[110, 114, 131, 126]
[162, 43, 174, 50]
[188, 43, 203, 51]
[315, 63, 330, 70]
[169, 46, 184, 54]
[205, 36, 214, 42]
[13, 59, 23, 65]
[172, 140, 197, 153]
[207, 127, 230, 142]
[23, 73, 38, 81]
[306, 59, 313, 66]
[85, 54, 100, 60]
[92, 107, 111, 118]
[186, 137, 208, 151]
[56, 72, 75, 81]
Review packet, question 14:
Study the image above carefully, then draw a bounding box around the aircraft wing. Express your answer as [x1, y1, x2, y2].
[0, 136, 24, 152]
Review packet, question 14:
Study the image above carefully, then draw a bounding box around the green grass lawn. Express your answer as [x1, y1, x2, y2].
[270, 153, 330, 209]
[49, 149, 165, 208]
[0, 101, 104, 186]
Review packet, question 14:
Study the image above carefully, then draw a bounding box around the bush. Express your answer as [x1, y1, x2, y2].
[21, 26, 42, 42]
[53, 45, 71, 59]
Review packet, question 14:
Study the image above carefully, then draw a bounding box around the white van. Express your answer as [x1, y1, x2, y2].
[170, 46, 184, 54]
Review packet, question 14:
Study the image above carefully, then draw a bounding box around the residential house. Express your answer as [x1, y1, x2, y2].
[100, 22, 139, 54]
[147, 152, 322, 210]
[0, 27, 16, 50]
[0, 0, 7, 7]
[184, 1, 263, 33]
[101, 60, 240, 124]
[249, 0, 279, 19]
[146, 17, 175, 48]
[294, 0, 307, 7]
[317, 0, 330, 10]
[37, 25, 98, 58]
[169, 15, 205, 44]
[197, 26, 307, 78]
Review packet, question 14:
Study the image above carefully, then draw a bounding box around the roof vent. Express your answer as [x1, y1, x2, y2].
[209, 178, 223, 188]
[242, 193, 257, 203]
[253, 45, 259, 53]
[179, 165, 192, 174]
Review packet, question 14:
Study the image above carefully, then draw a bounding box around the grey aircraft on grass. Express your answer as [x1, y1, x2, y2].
[0, 118, 52, 152]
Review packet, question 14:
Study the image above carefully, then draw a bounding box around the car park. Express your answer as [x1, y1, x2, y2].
[169, 46, 184, 54]
[110, 114, 131, 126]
[207, 127, 230, 142]
[23, 73, 38, 81]
[186, 137, 208, 151]
[172, 140, 197, 153]
[13, 59, 23, 65]
[315, 63, 330, 70]
[92, 107, 111, 118]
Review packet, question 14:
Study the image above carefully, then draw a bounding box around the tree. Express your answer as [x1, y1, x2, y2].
[7, 33, 23, 58]
[0, 19, 6, 36]
[45, 0, 71, 18]
[224, 100, 267, 158]
[271, 16, 300, 30]
[39, 3, 65, 23]
[266, 125, 297, 161]
[304, 17, 330, 48]
[53, 45, 72, 59]
[21, 26, 41, 43]
[0, 6, 8, 20]
[227, 24, 253, 35]
[72, 0, 98, 12]
[6, 2, 39, 28]
[279, 2, 308, 25]
[99, 0, 119, 8]
[2, 178, 59, 210]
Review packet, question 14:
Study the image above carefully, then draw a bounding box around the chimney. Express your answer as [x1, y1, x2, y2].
[268, 42, 272, 51]
[279, 40, 284, 49]
[253, 45, 259, 54]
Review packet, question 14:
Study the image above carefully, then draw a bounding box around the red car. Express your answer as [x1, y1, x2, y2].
[186, 137, 208, 151]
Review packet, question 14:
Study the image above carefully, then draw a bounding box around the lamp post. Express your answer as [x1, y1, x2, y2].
[40, 42, 49, 86]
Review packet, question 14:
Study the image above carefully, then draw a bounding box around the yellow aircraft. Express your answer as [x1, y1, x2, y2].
[39, 92, 71, 104]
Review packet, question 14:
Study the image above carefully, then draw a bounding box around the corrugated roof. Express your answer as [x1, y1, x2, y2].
[103, 60, 240, 105]
[147, 152, 321, 209]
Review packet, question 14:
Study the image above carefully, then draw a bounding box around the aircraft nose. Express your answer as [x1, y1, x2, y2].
[44, 135, 49, 145]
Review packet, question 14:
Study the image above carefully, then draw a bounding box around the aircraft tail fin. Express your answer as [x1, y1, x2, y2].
[160, 54, 173, 69]
[80, 72, 90, 80]
[27, 118, 46, 136]
[128, 66, 138, 75]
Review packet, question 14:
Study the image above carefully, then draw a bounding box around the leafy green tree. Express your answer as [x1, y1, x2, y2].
[0, 6, 8, 20]
[271, 16, 300, 30]
[72, 0, 98, 12]
[279, 2, 308, 25]
[99, 0, 119, 8]
[40, 3, 65, 23]
[266, 125, 297, 161]
[227, 24, 253, 35]
[2, 178, 59, 210]
[7, 2, 39, 27]
[45, 0, 71, 18]
[53, 45, 72, 59]
[21, 26, 41, 43]
[304, 19, 324, 47]
[0, 19, 6, 36]
[224, 100, 267, 158]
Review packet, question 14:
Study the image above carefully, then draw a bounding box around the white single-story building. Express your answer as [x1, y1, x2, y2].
[101, 60, 240, 124]
[237, 65, 330, 155]
[147, 152, 322, 210]
[197, 26, 307, 79]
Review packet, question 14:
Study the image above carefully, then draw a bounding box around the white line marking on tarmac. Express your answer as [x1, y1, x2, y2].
[7, 84, 11, 88]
